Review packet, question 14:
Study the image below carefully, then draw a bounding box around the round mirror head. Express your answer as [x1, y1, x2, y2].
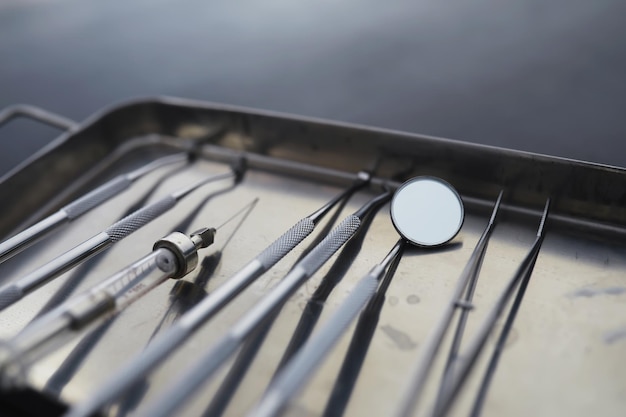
[390, 177, 464, 247]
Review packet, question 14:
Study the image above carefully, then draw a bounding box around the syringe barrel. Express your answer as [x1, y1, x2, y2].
[89, 248, 178, 313]
[0, 248, 179, 388]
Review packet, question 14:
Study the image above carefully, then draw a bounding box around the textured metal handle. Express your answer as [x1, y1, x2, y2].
[63, 176, 132, 220]
[64, 216, 316, 417]
[105, 196, 176, 243]
[257, 218, 315, 269]
[234, 215, 363, 341]
[0, 285, 23, 311]
[132, 215, 362, 417]
[297, 215, 361, 275]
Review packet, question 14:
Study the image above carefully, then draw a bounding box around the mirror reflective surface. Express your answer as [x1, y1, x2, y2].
[390, 177, 464, 247]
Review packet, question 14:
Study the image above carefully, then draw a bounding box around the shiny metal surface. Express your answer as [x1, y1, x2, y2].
[0, 211, 68, 265]
[390, 177, 464, 247]
[14, 233, 111, 296]
[65, 179, 371, 417]
[0, 153, 186, 266]
[0, 98, 624, 417]
[249, 240, 405, 417]
[154, 232, 200, 279]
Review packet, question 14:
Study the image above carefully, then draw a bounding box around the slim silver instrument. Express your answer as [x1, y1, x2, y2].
[64, 171, 371, 417]
[0, 153, 187, 265]
[0, 169, 235, 311]
[249, 176, 465, 417]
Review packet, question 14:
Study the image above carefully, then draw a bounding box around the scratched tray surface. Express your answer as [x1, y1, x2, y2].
[0, 99, 624, 417]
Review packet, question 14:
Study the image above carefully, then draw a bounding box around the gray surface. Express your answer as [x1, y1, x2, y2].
[1, 151, 625, 417]
[1, 0, 626, 175]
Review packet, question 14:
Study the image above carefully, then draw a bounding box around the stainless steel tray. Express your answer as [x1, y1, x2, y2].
[0, 97, 624, 417]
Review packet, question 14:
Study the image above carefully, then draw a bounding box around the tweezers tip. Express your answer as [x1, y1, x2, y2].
[488, 190, 504, 225]
[536, 198, 551, 237]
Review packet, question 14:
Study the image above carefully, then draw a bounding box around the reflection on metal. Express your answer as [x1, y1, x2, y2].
[0, 153, 188, 266]
[248, 178, 464, 417]
[390, 176, 464, 247]
[136, 191, 392, 417]
[432, 200, 550, 417]
[434, 193, 503, 411]
[0, 170, 236, 312]
[63, 172, 372, 417]
[0, 98, 622, 417]
[395, 192, 503, 417]
[0, 226, 213, 386]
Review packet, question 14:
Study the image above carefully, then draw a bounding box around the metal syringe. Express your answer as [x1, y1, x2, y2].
[0, 168, 236, 312]
[0, 228, 215, 388]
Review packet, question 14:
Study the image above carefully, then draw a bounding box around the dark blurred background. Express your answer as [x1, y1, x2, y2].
[1, 0, 625, 176]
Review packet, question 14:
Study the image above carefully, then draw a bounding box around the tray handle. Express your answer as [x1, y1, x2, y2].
[0, 104, 78, 131]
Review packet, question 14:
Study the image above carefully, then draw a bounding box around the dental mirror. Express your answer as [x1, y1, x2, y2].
[391, 176, 464, 247]
[246, 176, 466, 417]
